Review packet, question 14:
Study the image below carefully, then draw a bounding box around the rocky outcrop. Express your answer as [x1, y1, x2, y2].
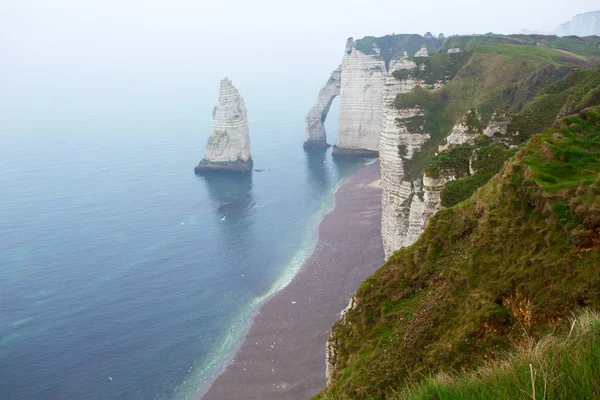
[414, 46, 429, 57]
[483, 110, 517, 147]
[439, 108, 482, 151]
[326, 296, 356, 384]
[304, 66, 342, 148]
[333, 38, 386, 157]
[379, 56, 450, 258]
[380, 57, 429, 257]
[195, 78, 252, 174]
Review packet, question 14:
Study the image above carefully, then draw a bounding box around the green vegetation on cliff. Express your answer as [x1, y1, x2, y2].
[440, 140, 517, 207]
[424, 68, 600, 207]
[440, 34, 600, 62]
[392, 52, 470, 85]
[316, 107, 600, 399]
[355, 34, 444, 68]
[321, 311, 600, 400]
[395, 35, 600, 181]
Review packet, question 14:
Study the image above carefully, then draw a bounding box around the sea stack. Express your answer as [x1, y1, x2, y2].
[195, 78, 252, 174]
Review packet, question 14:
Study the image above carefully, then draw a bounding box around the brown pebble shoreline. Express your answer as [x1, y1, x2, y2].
[200, 161, 384, 400]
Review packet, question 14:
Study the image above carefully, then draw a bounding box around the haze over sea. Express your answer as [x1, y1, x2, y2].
[0, 65, 367, 400]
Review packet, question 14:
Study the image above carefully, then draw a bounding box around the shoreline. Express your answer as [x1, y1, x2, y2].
[200, 161, 384, 399]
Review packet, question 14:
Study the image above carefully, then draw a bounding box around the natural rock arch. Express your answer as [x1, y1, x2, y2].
[303, 66, 341, 149]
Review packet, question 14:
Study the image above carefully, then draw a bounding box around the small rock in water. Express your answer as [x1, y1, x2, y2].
[291, 301, 296, 304]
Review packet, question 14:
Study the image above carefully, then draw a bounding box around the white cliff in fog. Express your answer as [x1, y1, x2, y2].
[305, 35, 447, 258]
[334, 38, 386, 156]
[304, 66, 342, 148]
[554, 11, 600, 37]
[195, 78, 252, 173]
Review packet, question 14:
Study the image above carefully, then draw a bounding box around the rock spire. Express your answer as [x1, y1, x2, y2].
[195, 78, 252, 173]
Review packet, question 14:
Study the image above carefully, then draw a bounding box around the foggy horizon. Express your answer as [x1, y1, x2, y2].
[1, 0, 598, 131]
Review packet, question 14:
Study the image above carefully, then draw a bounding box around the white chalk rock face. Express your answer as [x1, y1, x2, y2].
[483, 109, 516, 147]
[439, 108, 482, 152]
[379, 58, 428, 258]
[195, 78, 252, 173]
[379, 57, 457, 258]
[414, 46, 429, 57]
[334, 38, 386, 156]
[304, 66, 342, 148]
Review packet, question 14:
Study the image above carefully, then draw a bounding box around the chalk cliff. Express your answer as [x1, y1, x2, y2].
[306, 35, 445, 157]
[195, 78, 252, 174]
[554, 10, 600, 37]
[304, 66, 342, 148]
[318, 34, 600, 397]
[333, 38, 386, 157]
[379, 58, 431, 258]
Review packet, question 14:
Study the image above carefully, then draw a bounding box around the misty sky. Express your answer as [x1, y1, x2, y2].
[1, 0, 598, 131]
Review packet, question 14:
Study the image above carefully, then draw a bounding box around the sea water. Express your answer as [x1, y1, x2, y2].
[0, 93, 363, 399]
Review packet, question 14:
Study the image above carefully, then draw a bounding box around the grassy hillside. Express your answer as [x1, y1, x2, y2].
[396, 37, 600, 180]
[440, 34, 600, 63]
[354, 34, 445, 68]
[321, 311, 600, 400]
[427, 68, 600, 208]
[316, 107, 600, 399]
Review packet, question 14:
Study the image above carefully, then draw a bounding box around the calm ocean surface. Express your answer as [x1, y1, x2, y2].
[0, 93, 361, 399]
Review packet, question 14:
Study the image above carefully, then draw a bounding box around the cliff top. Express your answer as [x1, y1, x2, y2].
[316, 106, 600, 399]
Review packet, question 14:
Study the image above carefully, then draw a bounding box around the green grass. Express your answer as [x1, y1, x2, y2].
[440, 141, 517, 207]
[395, 43, 577, 179]
[354, 34, 444, 69]
[392, 52, 471, 85]
[420, 67, 600, 207]
[321, 310, 600, 400]
[524, 108, 600, 192]
[440, 34, 600, 63]
[314, 107, 600, 400]
[425, 143, 473, 179]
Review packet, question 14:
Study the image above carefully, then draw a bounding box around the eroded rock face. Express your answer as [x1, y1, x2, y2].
[414, 46, 429, 57]
[195, 78, 252, 173]
[483, 110, 516, 147]
[326, 296, 356, 384]
[304, 66, 342, 148]
[333, 38, 386, 157]
[439, 108, 482, 152]
[379, 57, 433, 258]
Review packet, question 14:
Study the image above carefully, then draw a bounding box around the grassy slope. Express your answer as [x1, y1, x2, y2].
[394, 35, 600, 180]
[316, 107, 600, 399]
[355, 34, 444, 67]
[429, 68, 600, 208]
[323, 311, 600, 400]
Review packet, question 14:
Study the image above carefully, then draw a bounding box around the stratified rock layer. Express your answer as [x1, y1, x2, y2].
[334, 38, 386, 156]
[195, 78, 252, 174]
[304, 66, 341, 148]
[379, 57, 448, 259]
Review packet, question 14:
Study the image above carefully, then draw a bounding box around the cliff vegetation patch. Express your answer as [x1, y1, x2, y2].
[315, 107, 600, 399]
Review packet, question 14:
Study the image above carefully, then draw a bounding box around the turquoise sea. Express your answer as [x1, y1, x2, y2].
[0, 89, 363, 399]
